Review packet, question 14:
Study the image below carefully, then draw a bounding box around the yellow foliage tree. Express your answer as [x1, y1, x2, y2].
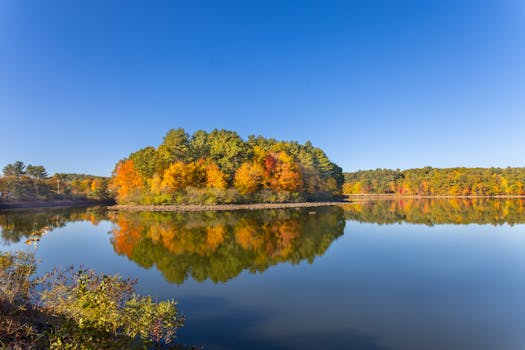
[205, 162, 227, 189]
[90, 178, 103, 193]
[161, 161, 207, 193]
[234, 162, 264, 194]
[149, 175, 163, 195]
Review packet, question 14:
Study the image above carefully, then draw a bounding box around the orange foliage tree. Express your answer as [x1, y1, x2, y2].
[270, 152, 303, 192]
[109, 159, 145, 203]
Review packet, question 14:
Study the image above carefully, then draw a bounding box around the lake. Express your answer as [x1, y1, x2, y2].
[1, 198, 525, 350]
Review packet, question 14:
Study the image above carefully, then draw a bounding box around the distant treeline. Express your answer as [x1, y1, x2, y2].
[0, 161, 111, 202]
[110, 128, 343, 205]
[343, 167, 525, 196]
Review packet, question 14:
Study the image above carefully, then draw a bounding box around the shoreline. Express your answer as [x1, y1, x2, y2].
[109, 202, 344, 212]
[3, 194, 523, 212]
[345, 194, 525, 199]
[0, 199, 114, 211]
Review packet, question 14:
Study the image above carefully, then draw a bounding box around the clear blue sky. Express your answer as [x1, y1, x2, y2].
[1, 0, 524, 176]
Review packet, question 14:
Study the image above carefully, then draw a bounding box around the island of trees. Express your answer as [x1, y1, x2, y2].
[110, 128, 344, 205]
[343, 167, 525, 196]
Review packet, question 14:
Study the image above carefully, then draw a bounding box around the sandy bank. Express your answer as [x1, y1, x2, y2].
[109, 202, 344, 212]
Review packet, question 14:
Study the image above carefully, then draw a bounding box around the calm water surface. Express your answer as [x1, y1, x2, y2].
[1, 199, 525, 350]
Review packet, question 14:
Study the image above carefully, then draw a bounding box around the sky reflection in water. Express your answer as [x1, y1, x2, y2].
[1, 199, 524, 350]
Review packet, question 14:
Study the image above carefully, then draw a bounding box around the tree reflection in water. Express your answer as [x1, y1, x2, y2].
[0, 206, 107, 244]
[3, 198, 524, 285]
[108, 207, 346, 284]
[342, 198, 525, 226]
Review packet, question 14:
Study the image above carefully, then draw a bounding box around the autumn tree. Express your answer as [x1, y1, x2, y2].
[205, 162, 227, 189]
[234, 162, 264, 194]
[90, 178, 105, 197]
[110, 159, 145, 203]
[161, 161, 207, 193]
[262, 152, 303, 192]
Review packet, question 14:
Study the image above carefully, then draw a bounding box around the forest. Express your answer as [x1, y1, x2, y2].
[110, 128, 344, 205]
[0, 161, 111, 203]
[343, 167, 525, 196]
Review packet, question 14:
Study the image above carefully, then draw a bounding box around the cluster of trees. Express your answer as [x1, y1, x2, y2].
[343, 167, 525, 196]
[109, 207, 345, 283]
[110, 128, 343, 204]
[0, 161, 111, 202]
[342, 198, 525, 226]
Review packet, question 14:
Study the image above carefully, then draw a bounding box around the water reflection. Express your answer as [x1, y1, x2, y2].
[1, 201, 525, 349]
[0, 206, 107, 244]
[107, 207, 345, 284]
[343, 198, 525, 225]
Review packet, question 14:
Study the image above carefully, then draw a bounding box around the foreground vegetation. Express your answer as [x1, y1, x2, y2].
[0, 161, 111, 204]
[110, 128, 343, 205]
[0, 249, 183, 349]
[344, 167, 525, 196]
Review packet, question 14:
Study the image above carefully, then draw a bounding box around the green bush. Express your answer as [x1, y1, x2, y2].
[0, 250, 184, 349]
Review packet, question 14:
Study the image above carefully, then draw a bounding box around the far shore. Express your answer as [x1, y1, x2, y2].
[109, 202, 344, 212]
[109, 194, 525, 212]
[0, 199, 114, 211]
[345, 194, 525, 199]
[3, 194, 524, 212]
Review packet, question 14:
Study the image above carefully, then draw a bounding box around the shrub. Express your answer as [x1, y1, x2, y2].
[0, 250, 184, 349]
[0, 250, 36, 304]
